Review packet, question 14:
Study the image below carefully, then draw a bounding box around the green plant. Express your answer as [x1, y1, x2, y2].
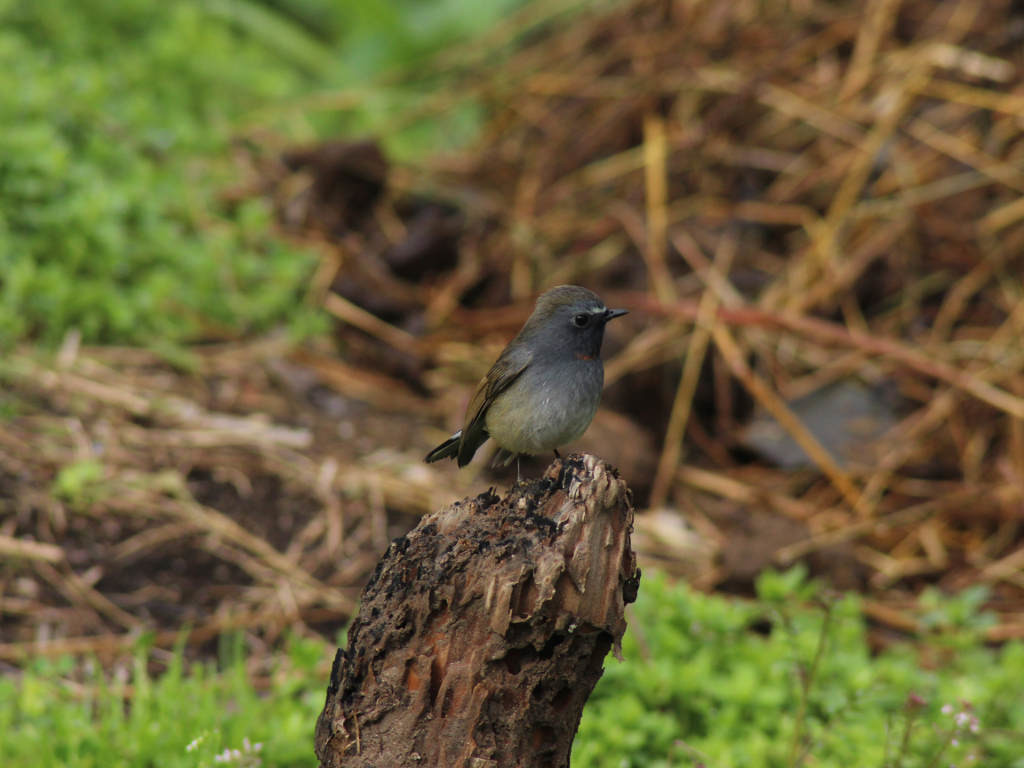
[0, 0, 528, 350]
[0, 1, 320, 348]
[574, 570, 1024, 767]
[0, 634, 330, 768]
[4, 572, 1020, 767]
[51, 459, 108, 509]
[918, 585, 998, 651]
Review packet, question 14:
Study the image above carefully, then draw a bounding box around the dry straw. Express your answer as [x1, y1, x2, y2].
[3, 0, 1024, 660]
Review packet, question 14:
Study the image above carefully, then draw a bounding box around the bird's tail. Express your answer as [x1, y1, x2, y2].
[424, 430, 462, 463]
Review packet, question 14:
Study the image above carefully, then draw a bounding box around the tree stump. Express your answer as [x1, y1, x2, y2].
[314, 454, 640, 768]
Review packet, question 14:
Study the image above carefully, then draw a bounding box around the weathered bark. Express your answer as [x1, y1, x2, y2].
[314, 454, 640, 768]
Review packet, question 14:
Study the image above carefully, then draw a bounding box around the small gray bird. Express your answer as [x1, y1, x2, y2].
[424, 285, 627, 474]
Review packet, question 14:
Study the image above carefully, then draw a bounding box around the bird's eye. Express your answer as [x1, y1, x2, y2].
[572, 313, 590, 327]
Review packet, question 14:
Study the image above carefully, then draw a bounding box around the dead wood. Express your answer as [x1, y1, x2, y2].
[314, 454, 640, 768]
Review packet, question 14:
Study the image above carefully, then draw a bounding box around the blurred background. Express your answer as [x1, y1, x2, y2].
[2, 0, 1024, 765]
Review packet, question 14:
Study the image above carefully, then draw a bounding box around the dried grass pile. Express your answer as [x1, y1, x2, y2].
[3, 0, 1024, 659]
[0, 339, 442, 661]
[281, 0, 1024, 637]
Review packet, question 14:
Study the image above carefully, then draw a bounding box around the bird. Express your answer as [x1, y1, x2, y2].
[424, 285, 627, 478]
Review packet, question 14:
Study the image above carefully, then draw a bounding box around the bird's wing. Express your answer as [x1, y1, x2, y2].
[456, 349, 531, 466]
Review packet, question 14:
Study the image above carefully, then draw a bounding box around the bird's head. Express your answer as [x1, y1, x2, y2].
[519, 285, 628, 360]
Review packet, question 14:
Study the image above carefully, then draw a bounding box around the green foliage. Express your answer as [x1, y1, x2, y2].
[0, 0, 320, 347]
[918, 585, 998, 650]
[2, 575, 1022, 767]
[0, 634, 328, 768]
[52, 459, 108, 509]
[574, 570, 1024, 768]
[0, 0, 526, 349]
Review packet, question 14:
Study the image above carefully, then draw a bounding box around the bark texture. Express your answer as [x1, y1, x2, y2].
[314, 454, 640, 768]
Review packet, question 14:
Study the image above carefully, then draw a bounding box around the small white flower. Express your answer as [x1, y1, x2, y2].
[941, 704, 954, 715]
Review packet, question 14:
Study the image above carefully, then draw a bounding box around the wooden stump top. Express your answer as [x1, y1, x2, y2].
[315, 454, 640, 768]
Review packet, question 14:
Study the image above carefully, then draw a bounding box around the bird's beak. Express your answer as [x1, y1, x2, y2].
[604, 308, 629, 321]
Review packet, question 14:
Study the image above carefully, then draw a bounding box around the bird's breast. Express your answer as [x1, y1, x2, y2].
[484, 360, 603, 455]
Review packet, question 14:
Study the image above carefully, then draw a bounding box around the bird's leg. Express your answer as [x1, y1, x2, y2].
[516, 455, 521, 483]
